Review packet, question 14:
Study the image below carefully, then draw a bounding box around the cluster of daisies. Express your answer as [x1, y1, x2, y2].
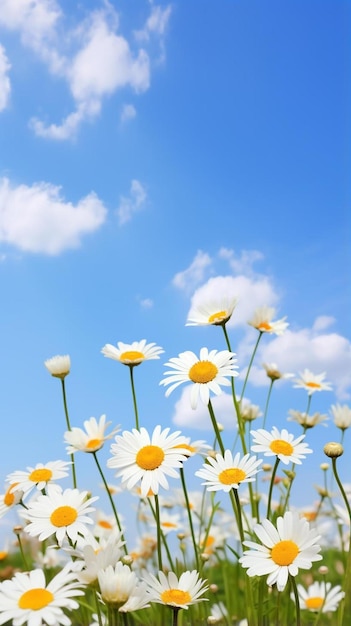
[0, 301, 350, 625]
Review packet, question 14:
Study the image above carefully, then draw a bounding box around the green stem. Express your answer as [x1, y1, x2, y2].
[92, 452, 128, 554]
[172, 608, 180, 626]
[14, 530, 30, 571]
[304, 394, 312, 416]
[262, 379, 274, 429]
[240, 330, 263, 403]
[179, 467, 200, 570]
[290, 575, 301, 626]
[129, 366, 139, 430]
[61, 379, 77, 488]
[208, 400, 225, 455]
[267, 457, 280, 519]
[331, 457, 351, 626]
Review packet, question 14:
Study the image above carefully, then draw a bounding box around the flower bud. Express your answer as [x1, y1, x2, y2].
[323, 442, 344, 458]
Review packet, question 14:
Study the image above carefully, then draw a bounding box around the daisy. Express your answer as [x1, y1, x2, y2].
[0, 483, 23, 519]
[44, 354, 71, 379]
[72, 530, 125, 585]
[0, 563, 83, 626]
[64, 415, 120, 454]
[101, 339, 164, 366]
[288, 410, 328, 429]
[250, 427, 313, 465]
[195, 450, 262, 492]
[207, 601, 228, 624]
[330, 403, 351, 430]
[293, 369, 332, 395]
[107, 426, 189, 497]
[239, 511, 322, 591]
[98, 562, 149, 611]
[263, 363, 294, 382]
[248, 307, 288, 335]
[186, 296, 237, 326]
[21, 485, 98, 545]
[293, 581, 344, 613]
[172, 437, 212, 458]
[6, 461, 71, 496]
[144, 570, 208, 609]
[160, 347, 239, 409]
[240, 400, 262, 422]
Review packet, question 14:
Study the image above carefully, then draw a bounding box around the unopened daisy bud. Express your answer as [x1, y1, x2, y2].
[262, 463, 272, 472]
[217, 423, 224, 432]
[316, 486, 329, 497]
[209, 584, 219, 593]
[323, 442, 344, 458]
[201, 552, 210, 562]
[319, 565, 329, 575]
[320, 463, 329, 471]
[13, 525, 23, 534]
[283, 470, 296, 480]
[121, 554, 133, 566]
[177, 533, 186, 540]
[44, 354, 71, 379]
[207, 618, 218, 625]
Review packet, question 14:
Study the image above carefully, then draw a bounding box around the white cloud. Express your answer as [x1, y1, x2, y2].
[244, 319, 351, 400]
[172, 250, 212, 292]
[0, 177, 107, 254]
[116, 179, 147, 225]
[172, 386, 238, 431]
[120, 103, 136, 123]
[139, 297, 154, 309]
[134, 3, 172, 62]
[0, 44, 11, 111]
[218, 247, 264, 274]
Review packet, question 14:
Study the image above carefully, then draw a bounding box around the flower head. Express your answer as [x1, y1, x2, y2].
[21, 485, 98, 545]
[293, 369, 332, 395]
[330, 403, 351, 431]
[186, 296, 237, 326]
[248, 307, 288, 335]
[240, 511, 322, 591]
[64, 415, 120, 454]
[44, 354, 71, 379]
[107, 426, 189, 497]
[250, 427, 313, 465]
[98, 562, 150, 612]
[160, 347, 239, 409]
[293, 581, 344, 613]
[195, 450, 262, 492]
[6, 461, 71, 497]
[263, 363, 294, 382]
[101, 340, 164, 366]
[0, 563, 83, 626]
[288, 410, 329, 429]
[0, 483, 24, 519]
[144, 570, 208, 609]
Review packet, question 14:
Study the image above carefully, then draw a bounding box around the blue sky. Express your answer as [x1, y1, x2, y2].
[0, 0, 350, 541]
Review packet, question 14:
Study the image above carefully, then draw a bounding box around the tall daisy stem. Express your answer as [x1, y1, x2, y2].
[267, 457, 280, 519]
[331, 457, 351, 626]
[128, 366, 139, 430]
[208, 400, 225, 455]
[240, 331, 263, 403]
[92, 452, 128, 554]
[262, 380, 274, 429]
[179, 467, 200, 571]
[290, 575, 301, 626]
[61, 379, 77, 488]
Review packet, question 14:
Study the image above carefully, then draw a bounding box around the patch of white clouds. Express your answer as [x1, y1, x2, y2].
[172, 386, 238, 431]
[172, 250, 213, 292]
[134, 3, 172, 63]
[0, 44, 11, 111]
[120, 103, 137, 123]
[0, 1, 171, 139]
[139, 297, 154, 309]
[116, 179, 147, 225]
[0, 176, 107, 254]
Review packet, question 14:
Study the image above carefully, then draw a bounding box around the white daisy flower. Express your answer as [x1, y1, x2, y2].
[195, 450, 262, 492]
[240, 400, 262, 422]
[72, 530, 125, 585]
[0, 563, 83, 626]
[0, 483, 23, 519]
[288, 410, 328, 429]
[263, 362, 294, 382]
[21, 485, 98, 545]
[186, 296, 237, 326]
[240, 511, 322, 591]
[248, 306, 288, 335]
[44, 354, 71, 379]
[293, 581, 344, 613]
[207, 601, 228, 624]
[93, 509, 123, 538]
[144, 570, 208, 609]
[98, 562, 149, 612]
[7, 461, 71, 496]
[250, 427, 313, 465]
[172, 437, 212, 458]
[160, 347, 239, 409]
[330, 403, 351, 430]
[64, 415, 120, 454]
[293, 369, 332, 395]
[101, 339, 164, 366]
[107, 426, 189, 497]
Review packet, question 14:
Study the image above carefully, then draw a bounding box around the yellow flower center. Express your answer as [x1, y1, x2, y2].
[173, 443, 195, 455]
[257, 321, 272, 331]
[271, 540, 299, 565]
[218, 467, 246, 485]
[306, 381, 321, 389]
[4, 483, 19, 507]
[305, 596, 324, 610]
[270, 439, 294, 456]
[119, 350, 145, 363]
[160, 589, 192, 605]
[98, 520, 113, 529]
[86, 438, 103, 450]
[0, 551, 8, 560]
[29, 469, 53, 483]
[50, 505, 78, 527]
[18, 588, 54, 610]
[208, 310, 228, 324]
[136, 445, 165, 470]
[188, 360, 218, 384]
[162, 521, 177, 528]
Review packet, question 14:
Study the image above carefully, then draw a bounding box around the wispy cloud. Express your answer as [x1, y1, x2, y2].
[0, 44, 11, 111]
[171, 387, 238, 430]
[0, 177, 107, 254]
[172, 250, 213, 292]
[120, 103, 137, 123]
[116, 179, 147, 225]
